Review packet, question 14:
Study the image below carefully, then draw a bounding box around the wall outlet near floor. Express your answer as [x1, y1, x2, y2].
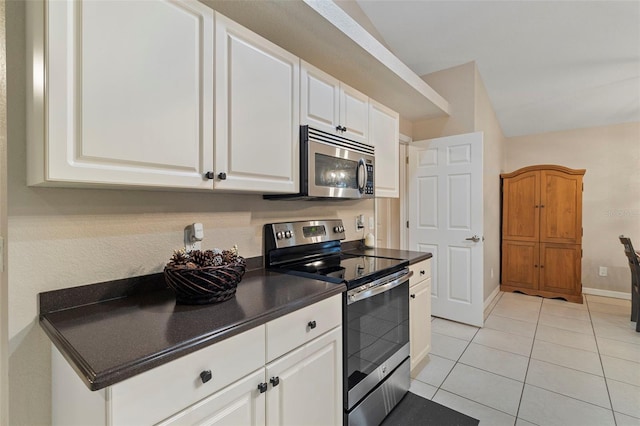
[356, 215, 365, 230]
[598, 266, 608, 277]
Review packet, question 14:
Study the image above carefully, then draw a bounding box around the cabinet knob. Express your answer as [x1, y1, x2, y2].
[218, 172, 227, 180]
[420, 270, 426, 275]
[534, 264, 538, 268]
[308, 320, 317, 330]
[540, 265, 544, 268]
[257, 382, 268, 393]
[410, 294, 416, 299]
[270, 376, 280, 387]
[200, 370, 212, 384]
[205, 171, 215, 180]
[540, 205, 545, 208]
[535, 205, 539, 208]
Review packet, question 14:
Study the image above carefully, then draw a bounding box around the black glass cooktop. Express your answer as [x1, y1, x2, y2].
[280, 254, 408, 289]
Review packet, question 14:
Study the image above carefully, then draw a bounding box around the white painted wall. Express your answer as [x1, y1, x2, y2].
[6, 2, 372, 424]
[506, 122, 640, 295]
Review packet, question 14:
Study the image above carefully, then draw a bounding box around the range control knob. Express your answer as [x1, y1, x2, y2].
[285, 230, 292, 238]
[276, 231, 284, 240]
[333, 226, 340, 233]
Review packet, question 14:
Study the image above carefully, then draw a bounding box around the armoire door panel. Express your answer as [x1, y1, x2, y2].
[539, 244, 581, 295]
[540, 171, 583, 244]
[501, 241, 539, 290]
[502, 171, 540, 242]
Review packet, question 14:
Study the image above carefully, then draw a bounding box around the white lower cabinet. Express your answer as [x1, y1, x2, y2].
[409, 259, 432, 376]
[266, 328, 342, 426]
[158, 369, 266, 426]
[52, 295, 342, 426]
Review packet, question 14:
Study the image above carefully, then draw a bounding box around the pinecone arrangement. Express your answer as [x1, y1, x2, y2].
[167, 245, 241, 269]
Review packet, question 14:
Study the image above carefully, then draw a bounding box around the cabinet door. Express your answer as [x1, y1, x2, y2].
[410, 278, 431, 373]
[539, 171, 583, 244]
[31, 0, 214, 189]
[501, 240, 539, 290]
[539, 243, 581, 297]
[157, 369, 266, 426]
[369, 100, 399, 198]
[502, 171, 540, 241]
[340, 83, 369, 144]
[300, 61, 340, 135]
[266, 327, 342, 426]
[215, 13, 300, 193]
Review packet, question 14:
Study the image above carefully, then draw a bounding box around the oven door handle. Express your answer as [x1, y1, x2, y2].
[347, 270, 413, 305]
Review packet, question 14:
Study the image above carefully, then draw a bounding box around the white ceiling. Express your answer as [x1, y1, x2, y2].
[355, 0, 640, 137]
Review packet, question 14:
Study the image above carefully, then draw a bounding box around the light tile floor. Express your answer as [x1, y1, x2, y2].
[410, 292, 640, 426]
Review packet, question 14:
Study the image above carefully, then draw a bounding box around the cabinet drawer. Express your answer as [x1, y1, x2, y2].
[410, 259, 431, 287]
[266, 294, 342, 362]
[110, 325, 265, 426]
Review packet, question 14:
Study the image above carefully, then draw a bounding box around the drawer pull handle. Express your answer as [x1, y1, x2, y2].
[308, 320, 317, 330]
[410, 294, 416, 299]
[200, 370, 212, 384]
[420, 270, 425, 275]
[270, 376, 280, 387]
[257, 382, 268, 393]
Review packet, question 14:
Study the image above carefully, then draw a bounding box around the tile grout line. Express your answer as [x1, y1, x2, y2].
[586, 295, 619, 426]
[513, 294, 543, 426]
[431, 320, 482, 406]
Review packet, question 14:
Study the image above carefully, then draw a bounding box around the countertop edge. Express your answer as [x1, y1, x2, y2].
[41, 283, 345, 391]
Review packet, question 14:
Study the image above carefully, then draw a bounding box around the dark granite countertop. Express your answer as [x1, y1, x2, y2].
[342, 241, 433, 265]
[39, 267, 345, 391]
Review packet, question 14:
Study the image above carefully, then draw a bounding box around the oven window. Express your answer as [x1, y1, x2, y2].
[346, 281, 409, 391]
[315, 154, 358, 189]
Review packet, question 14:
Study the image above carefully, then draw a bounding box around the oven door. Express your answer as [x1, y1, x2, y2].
[307, 139, 374, 199]
[345, 269, 411, 410]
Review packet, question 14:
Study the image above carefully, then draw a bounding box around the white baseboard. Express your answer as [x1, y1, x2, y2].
[582, 287, 631, 300]
[484, 285, 501, 310]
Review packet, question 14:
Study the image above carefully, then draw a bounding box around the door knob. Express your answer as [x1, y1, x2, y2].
[465, 235, 481, 243]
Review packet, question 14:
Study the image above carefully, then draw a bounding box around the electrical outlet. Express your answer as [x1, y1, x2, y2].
[369, 217, 375, 230]
[598, 266, 608, 277]
[356, 215, 365, 230]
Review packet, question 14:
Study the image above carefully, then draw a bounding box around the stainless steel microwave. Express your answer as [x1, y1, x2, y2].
[265, 126, 375, 200]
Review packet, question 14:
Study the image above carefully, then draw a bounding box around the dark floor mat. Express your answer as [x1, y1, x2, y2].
[381, 392, 480, 426]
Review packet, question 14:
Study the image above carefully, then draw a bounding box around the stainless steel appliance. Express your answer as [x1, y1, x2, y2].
[264, 126, 374, 200]
[264, 220, 411, 426]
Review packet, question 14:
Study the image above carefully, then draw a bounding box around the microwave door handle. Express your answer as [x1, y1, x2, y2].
[347, 271, 413, 305]
[357, 159, 366, 194]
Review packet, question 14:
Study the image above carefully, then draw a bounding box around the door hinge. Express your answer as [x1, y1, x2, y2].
[581, 249, 583, 258]
[582, 182, 584, 191]
[406, 221, 409, 228]
[406, 156, 409, 164]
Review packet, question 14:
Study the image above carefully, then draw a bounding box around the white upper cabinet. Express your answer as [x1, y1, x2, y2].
[27, 0, 214, 189]
[301, 61, 369, 144]
[214, 13, 300, 193]
[369, 99, 400, 198]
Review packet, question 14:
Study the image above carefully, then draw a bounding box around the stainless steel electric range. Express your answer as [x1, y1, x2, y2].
[264, 219, 412, 426]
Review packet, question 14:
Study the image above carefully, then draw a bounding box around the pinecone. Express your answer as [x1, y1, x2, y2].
[221, 249, 237, 265]
[169, 249, 189, 266]
[190, 250, 208, 267]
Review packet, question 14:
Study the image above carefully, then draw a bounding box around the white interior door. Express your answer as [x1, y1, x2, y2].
[408, 132, 484, 327]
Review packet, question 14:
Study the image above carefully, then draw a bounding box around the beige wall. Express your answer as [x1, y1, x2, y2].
[506, 122, 640, 295]
[6, 2, 372, 424]
[474, 69, 506, 303]
[1, 1, 9, 424]
[412, 62, 476, 141]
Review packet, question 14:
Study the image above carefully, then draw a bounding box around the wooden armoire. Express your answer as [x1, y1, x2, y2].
[500, 165, 586, 303]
